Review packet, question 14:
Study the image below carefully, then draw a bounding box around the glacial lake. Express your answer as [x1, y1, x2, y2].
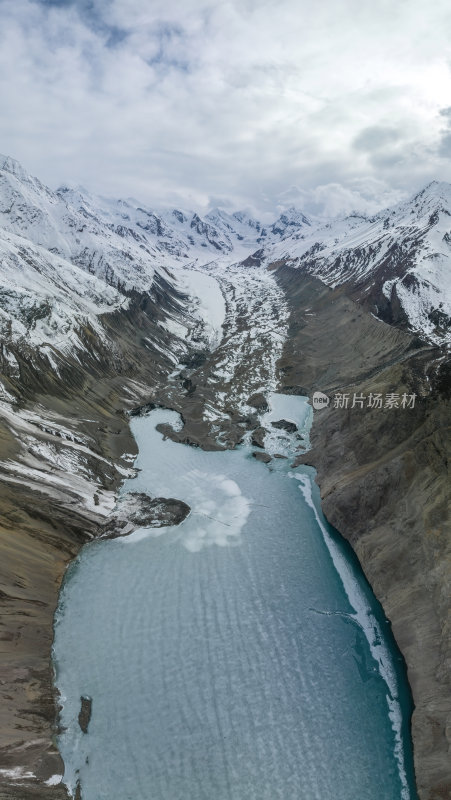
[53, 395, 417, 800]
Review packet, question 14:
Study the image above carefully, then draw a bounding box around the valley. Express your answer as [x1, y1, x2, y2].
[0, 156, 449, 799]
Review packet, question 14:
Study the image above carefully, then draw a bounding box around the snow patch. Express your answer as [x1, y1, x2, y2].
[45, 774, 63, 786]
[0, 767, 36, 780]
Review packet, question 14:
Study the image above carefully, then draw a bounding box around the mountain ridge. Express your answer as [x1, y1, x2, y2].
[1, 154, 450, 357]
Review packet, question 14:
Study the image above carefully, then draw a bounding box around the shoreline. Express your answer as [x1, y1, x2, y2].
[298, 471, 417, 799]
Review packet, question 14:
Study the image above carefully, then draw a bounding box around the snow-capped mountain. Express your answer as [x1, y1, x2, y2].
[260, 182, 451, 344]
[0, 226, 124, 350]
[0, 154, 272, 288]
[202, 206, 313, 249]
[0, 155, 263, 363]
[268, 207, 312, 240]
[204, 208, 266, 250]
[1, 153, 451, 359]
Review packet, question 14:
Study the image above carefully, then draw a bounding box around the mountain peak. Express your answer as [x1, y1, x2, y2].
[413, 180, 451, 204]
[0, 154, 31, 183]
[280, 206, 311, 223]
[270, 206, 311, 239]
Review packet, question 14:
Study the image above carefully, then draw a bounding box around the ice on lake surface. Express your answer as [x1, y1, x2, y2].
[53, 397, 417, 800]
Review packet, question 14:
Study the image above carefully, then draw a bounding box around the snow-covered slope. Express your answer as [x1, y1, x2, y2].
[1, 154, 451, 350]
[261, 182, 451, 344]
[0, 156, 261, 359]
[0, 155, 265, 292]
[0, 156, 160, 291]
[0, 227, 124, 351]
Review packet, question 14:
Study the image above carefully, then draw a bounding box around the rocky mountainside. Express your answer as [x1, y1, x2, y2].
[273, 267, 450, 800]
[260, 181, 451, 344]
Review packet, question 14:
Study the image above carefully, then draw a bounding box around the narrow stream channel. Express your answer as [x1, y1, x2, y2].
[53, 394, 417, 800]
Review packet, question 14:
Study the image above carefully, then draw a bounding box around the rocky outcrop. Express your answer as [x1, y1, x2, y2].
[251, 426, 267, 448]
[271, 419, 297, 433]
[252, 451, 271, 464]
[247, 393, 269, 413]
[275, 266, 451, 800]
[104, 492, 191, 537]
[77, 698, 92, 736]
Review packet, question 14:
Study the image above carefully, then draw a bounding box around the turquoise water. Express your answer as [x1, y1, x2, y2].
[53, 398, 417, 800]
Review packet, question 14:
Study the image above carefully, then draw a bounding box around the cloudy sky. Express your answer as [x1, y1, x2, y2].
[1, 0, 451, 218]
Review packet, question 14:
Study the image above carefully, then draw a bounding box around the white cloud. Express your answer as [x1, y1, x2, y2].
[1, 0, 451, 216]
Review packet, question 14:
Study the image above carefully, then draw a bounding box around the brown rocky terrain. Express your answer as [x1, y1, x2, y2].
[274, 266, 451, 800]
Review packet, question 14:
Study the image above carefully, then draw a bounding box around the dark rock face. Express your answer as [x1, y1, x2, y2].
[78, 696, 92, 734]
[181, 351, 208, 370]
[139, 497, 190, 527]
[105, 492, 190, 537]
[247, 392, 269, 413]
[252, 451, 271, 463]
[271, 419, 297, 433]
[189, 213, 230, 251]
[241, 250, 264, 267]
[251, 427, 267, 448]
